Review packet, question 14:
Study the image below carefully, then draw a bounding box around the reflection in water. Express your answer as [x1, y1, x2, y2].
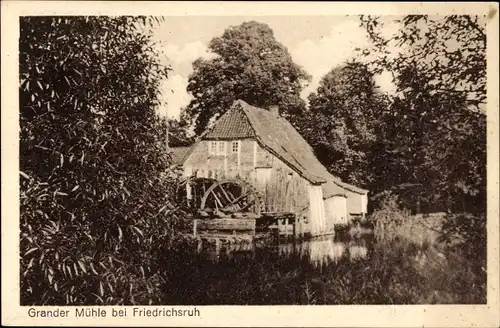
[349, 244, 368, 260]
[199, 234, 371, 266]
[278, 236, 369, 267]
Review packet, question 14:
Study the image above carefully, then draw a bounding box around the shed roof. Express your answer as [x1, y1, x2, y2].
[169, 146, 192, 166]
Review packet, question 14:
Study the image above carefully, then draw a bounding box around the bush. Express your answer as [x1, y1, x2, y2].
[367, 192, 486, 303]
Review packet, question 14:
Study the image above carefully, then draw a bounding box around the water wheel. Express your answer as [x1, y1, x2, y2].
[200, 179, 262, 215]
[175, 177, 217, 210]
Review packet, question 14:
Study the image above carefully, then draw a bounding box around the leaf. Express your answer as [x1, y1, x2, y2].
[117, 225, 123, 241]
[132, 226, 144, 237]
[19, 171, 30, 179]
[99, 281, 104, 296]
[71, 185, 80, 192]
[90, 262, 98, 275]
[73, 262, 79, 276]
[156, 205, 167, 216]
[24, 247, 38, 256]
[77, 260, 87, 273]
[92, 292, 104, 304]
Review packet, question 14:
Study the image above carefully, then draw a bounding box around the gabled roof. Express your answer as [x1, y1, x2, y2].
[180, 99, 368, 198]
[203, 107, 255, 139]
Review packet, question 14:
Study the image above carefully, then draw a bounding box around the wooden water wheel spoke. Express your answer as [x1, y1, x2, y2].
[230, 191, 251, 205]
[226, 189, 237, 203]
[200, 179, 262, 215]
[217, 184, 234, 203]
[211, 190, 224, 209]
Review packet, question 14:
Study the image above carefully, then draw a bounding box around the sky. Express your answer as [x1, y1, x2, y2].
[151, 16, 400, 119]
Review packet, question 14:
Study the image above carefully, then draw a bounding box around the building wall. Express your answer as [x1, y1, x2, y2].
[308, 185, 327, 235]
[345, 189, 368, 216]
[324, 196, 348, 229]
[183, 139, 366, 232]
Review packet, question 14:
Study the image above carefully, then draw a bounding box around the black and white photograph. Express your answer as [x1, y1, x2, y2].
[2, 1, 499, 327]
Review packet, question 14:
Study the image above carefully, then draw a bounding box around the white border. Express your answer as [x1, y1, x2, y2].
[2, 2, 499, 327]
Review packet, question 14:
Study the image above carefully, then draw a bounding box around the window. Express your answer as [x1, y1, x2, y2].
[209, 141, 217, 155]
[209, 141, 226, 156]
[231, 140, 239, 153]
[217, 141, 225, 155]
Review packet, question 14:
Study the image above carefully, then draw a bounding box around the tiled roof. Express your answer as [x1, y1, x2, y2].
[186, 99, 368, 197]
[203, 107, 255, 139]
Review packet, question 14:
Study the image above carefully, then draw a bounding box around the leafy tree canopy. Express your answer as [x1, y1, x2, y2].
[185, 21, 311, 135]
[360, 15, 486, 111]
[299, 61, 387, 188]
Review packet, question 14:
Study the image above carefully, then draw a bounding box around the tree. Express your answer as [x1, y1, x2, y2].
[167, 116, 194, 147]
[185, 21, 311, 135]
[359, 15, 487, 213]
[299, 61, 387, 188]
[360, 15, 486, 111]
[20, 16, 175, 305]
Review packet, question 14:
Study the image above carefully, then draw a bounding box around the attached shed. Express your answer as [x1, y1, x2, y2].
[174, 100, 368, 235]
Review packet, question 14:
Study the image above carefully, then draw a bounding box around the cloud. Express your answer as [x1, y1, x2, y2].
[289, 19, 371, 99]
[289, 18, 400, 100]
[156, 41, 216, 119]
[162, 41, 216, 77]
[157, 74, 192, 119]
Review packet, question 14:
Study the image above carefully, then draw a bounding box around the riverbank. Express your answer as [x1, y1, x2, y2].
[156, 211, 485, 305]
